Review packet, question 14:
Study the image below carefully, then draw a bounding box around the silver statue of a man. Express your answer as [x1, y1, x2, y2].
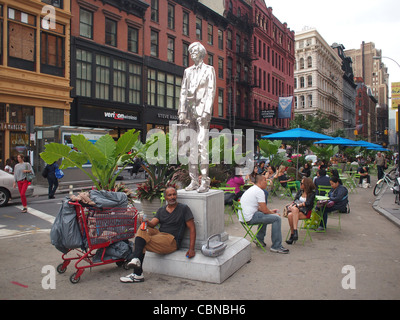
[178, 42, 216, 193]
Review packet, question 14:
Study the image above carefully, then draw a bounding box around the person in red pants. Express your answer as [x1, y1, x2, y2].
[13, 154, 33, 213]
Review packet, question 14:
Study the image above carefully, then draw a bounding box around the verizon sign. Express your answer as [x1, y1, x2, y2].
[104, 111, 138, 121]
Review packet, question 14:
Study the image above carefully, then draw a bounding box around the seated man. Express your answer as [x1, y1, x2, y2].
[120, 186, 196, 283]
[314, 169, 331, 195]
[357, 165, 371, 187]
[240, 175, 289, 254]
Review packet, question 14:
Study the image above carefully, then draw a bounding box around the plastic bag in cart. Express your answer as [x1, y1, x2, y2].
[89, 190, 128, 209]
[50, 198, 87, 254]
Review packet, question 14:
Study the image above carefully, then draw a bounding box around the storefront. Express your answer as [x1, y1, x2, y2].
[72, 97, 143, 140]
[143, 106, 179, 137]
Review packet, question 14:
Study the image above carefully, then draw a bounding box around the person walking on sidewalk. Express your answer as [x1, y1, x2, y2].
[44, 162, 59, 199]
[120, 186, 196, 283]
[375, 152, 386, 180]
[13, 154, 33, 213]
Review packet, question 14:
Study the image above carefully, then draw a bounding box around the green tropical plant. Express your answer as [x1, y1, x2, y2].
[258, 139, 289, 167]
[40, 129, 148, 191]
[310, 144, 339, 163]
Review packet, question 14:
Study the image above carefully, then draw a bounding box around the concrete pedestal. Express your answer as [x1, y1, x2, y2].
[144, 236, 251, 284]
[177, 189, 227, 250]
[143, 189, 252, 283]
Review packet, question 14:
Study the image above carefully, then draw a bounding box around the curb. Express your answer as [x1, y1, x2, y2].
[372, 184, 400, 228]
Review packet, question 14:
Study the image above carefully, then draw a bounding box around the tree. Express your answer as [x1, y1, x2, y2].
[290, 110, 330, 133]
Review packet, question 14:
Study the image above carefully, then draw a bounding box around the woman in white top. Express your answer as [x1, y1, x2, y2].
[13, 154, 33, 213]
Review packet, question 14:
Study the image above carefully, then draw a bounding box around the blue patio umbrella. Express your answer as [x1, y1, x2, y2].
[262, 128, 334, 174]
[366, 146, 390, 152]
[313, 137, 361, 146]
[262, 128, 334, 141]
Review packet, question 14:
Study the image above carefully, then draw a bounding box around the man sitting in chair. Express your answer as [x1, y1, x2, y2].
[240, 175, 289, 254]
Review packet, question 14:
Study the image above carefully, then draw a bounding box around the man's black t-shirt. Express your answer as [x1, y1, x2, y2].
[155, 203, 194, 248]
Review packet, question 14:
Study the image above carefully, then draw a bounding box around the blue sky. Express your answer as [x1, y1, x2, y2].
[266, 0, 400, 85]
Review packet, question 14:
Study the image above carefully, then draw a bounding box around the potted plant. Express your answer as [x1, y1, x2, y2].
[135, 131, 182, 215]
[135, 164, 179, 215]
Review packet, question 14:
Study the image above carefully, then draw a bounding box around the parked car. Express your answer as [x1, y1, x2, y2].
[0, 170, 34, 207]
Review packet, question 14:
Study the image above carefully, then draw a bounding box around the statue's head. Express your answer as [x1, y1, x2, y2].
[188, 42, 207, 62]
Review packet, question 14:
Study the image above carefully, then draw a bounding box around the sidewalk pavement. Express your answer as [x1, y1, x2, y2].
[372, 184, 400, 228]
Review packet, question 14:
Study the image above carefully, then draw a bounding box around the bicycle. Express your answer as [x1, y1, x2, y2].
[373, 171, 395, 196]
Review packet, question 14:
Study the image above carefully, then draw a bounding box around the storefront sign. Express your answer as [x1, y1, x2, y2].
[0, 123, 27, 131]
[157, 113, 179, 120]
[260, 110, 276, 119]
[80, 105, 140, 127]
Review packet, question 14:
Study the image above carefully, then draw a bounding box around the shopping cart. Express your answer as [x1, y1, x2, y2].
[56, 201, 138, 284]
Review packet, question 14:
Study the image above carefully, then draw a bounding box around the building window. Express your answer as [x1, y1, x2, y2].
[147, 69, 181, 109]
[76, 49, 92, 97]
[105, 18, 117, 47]
[207, 23, 213, 45]
[218, 89, 224, 117]
[43, 107, 64, 125]
[151, 0, 159, 22]
[307, 75, 312, 87]
[182, 42, 189, 67]
[150, 30, 158, 57]
[218, 29, 223, 50]
[196, 17, 202, 40]
[129, 63, 142, 105]
[168, 4, 175, 30]
[227, 57, 232, 80]
[128, 27, 138, 53]
[236, 34, 241, 53]
[41, 0, 63, 9]
[167, 37, 174, 63]
[227, 29, 232, 50]
[208, 53, 213, 67]
[95, 54, 110, 100]
[182, 11, 189, 36]
[40, 21, 65, 77]
[79, 8, 92, 39]
[218, 58, 223, 79]
[113, 59, 126, 102]
[307, 56, 312, 68]
[300, 77, 305, 88]
[8, 8, 36, 71]
[148, 69, 156, 106]
[299, 58, 304, 69]
[307, 95, 313, 107]
[157, 72, 165, 107]
[166, 74, 175, 109]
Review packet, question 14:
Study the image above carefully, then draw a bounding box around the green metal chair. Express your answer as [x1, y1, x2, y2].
[317, 185, 331, 196]
[233, 200, 266, 252]
[219, 187, 236, 224]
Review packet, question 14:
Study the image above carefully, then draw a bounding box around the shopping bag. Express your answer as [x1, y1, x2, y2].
[55, 168, 64, 179]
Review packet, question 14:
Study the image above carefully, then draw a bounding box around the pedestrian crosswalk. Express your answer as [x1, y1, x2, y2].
[0, 206, 54, 239]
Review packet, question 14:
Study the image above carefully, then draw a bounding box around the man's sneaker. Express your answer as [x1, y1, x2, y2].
[120, 273, 144, 283]
[127, 257, 141, 268]
[270, 246, 289, 254]
[253, 240, 266, 248]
